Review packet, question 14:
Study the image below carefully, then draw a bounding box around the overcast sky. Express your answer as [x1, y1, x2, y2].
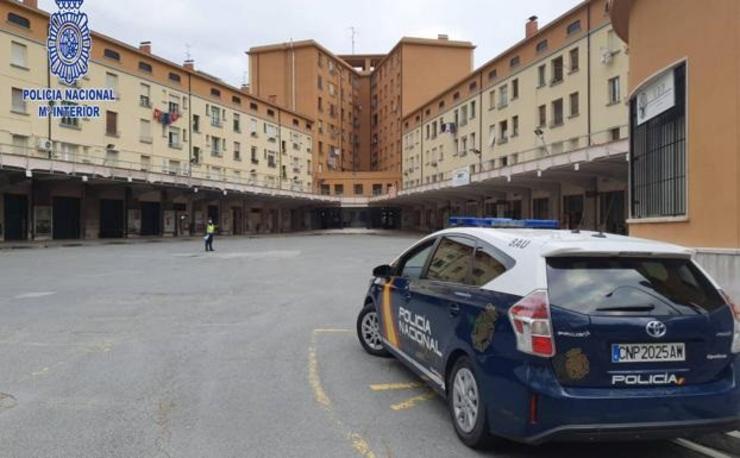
[39, 0, 583, 87]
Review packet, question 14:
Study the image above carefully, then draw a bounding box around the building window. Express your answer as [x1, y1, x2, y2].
[104, 49, 121, 62]
[250, 102, 258, 111]
[570, 92, 580, 117]
[320, 184, 330, 195]
[211, 88, 221, 98]
[510, 56, 520, 68]
[630, 64, 686, 219]
[168, 127, 181, 149]
[334, 184, 344, 196]
[488, 69, 497, 80]
[210, 106, 222, 127]
[569, 48, 580, 73]
[499, 120, 508, 142]
[233, 113, 241, 132]
[608, 76, 621, 104]
[234, 142, 241, 161]
[11, 88, 26, 113]
[266, 150, 276, 168]
[138, 61, 152, 73]
[470, 101, 476, 120]
[511, 79, 519, 99]
[192, 114, 201, 133]
[567, 20, 582, 35]
[106, 72, 119, 95]
[552, 99, 564, 127]
[498, 85, 508, 108]
[232, 96, 241, 105]
[140, 119, 151, 143]
[354, 184, 364, 195]
[538, 65, 546, 88]
[251, 146, 259, 164]
[512, 116, 519, 137]
[136, 83, 150, 109]
[536, 40, 548, 53]
[10, 42, 28, 68]
[169, 96, 180, 115]
[538, 105, 547, 127]
[372, 184, 383, 196]
[460, 105, 468, 126]
[7, 13, 30, 29]
[169, 72, 181, 83]
[60, 102, 79, 128]
[106, 111, 118, 136]
[551, 56, 564, 84]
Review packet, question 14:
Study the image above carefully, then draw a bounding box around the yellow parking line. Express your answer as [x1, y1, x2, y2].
[369, 382, 424, 392]
[390, 390, 437, 411]
[308, 329, 377, 458]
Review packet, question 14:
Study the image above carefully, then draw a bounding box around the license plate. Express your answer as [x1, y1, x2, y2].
[611, 343, 686, 363]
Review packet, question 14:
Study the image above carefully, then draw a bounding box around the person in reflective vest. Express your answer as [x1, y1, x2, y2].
[205, 219, 216, 252]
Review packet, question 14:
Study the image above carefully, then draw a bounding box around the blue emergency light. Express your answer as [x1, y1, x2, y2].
[448, 217, 560, 229]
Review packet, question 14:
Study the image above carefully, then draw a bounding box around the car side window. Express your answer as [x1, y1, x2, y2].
[425, 237, 475, 285]
[398, 241, 436, 281]
[471, 245, 507, 287]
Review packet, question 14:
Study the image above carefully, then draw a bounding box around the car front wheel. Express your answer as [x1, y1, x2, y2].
[356, 304, 390, 357]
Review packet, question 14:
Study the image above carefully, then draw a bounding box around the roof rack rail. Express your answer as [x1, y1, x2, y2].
[449, 217, 560, 229]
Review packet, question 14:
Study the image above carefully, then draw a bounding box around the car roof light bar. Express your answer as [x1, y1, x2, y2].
[448, 217, 560, 230]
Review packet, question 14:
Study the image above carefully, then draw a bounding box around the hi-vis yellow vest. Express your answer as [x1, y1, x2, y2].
[207, 224, 216, 234]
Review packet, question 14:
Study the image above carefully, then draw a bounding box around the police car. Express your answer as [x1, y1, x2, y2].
[356, 218, 740, 447]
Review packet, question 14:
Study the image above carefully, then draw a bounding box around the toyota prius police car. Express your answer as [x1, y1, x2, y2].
[356, 218, 740, 448]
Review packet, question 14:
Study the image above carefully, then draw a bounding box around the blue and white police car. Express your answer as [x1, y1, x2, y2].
[356, 218, 740, 448]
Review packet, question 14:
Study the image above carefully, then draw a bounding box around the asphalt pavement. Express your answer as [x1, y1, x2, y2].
[0, 233, 737, 457]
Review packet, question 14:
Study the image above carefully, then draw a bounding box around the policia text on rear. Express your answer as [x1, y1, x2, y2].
[356, 218, 740, 448]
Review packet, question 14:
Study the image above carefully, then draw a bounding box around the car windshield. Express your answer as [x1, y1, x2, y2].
[546, 257, 725, 315]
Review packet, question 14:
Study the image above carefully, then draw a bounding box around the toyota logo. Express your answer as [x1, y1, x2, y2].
[646, 321, 667, 339]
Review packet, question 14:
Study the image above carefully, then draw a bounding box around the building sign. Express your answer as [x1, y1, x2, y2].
[22, 1, 115, 119]
[636, 68, 675, 125]
[452, 168, 471, 187]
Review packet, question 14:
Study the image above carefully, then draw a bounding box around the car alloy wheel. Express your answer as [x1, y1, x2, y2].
[452, 367, 480, 434]
[361, 310, 383, 351]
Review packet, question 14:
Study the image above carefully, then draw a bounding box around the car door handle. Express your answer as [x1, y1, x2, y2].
[449, 303, 461, 317]
[454, 291, 472, 300]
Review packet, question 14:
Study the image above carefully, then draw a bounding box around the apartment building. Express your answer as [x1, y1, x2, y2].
[399, 0, 629, 232]
[0, 0, 319, 241]
[610, 0, 740, 298]
[248, 37, 474, 197]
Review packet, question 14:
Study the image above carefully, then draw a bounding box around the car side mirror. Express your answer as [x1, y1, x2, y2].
[373, 264, 394, 278]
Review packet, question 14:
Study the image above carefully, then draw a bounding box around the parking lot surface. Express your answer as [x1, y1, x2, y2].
[0, 233, 737, 457]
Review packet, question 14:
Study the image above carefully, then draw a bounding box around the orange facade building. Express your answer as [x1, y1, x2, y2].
[248, 37, 474, 196]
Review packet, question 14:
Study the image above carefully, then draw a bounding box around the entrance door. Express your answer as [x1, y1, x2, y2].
[3, 194, 28, 241]
[600, 191, 626, 235]
[207, 205, 219, 230]
[563, 195, 584, 229]
[140, 202, 161, 236]
[100, 199, 124, 238]
[232, 207, 243, 235]
[53, 196, 81, 240]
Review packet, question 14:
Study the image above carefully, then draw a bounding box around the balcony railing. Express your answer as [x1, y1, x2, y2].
[0, 142, 320, 196]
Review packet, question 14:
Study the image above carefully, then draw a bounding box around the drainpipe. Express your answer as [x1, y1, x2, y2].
[188, 72, 193, 176]
[587, 1, 592, 146]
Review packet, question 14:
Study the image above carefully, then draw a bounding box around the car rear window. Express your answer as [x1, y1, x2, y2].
[546, 257, 725, 315]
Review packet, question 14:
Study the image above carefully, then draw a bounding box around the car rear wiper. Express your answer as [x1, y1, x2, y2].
[595, 304, 656, 312]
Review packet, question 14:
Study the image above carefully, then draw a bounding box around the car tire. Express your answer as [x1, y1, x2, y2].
[356, 304, 390, 357]
[448, 356, 496, 449]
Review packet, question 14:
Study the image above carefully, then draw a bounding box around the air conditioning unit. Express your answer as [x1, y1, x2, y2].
[601, 48, 615, 65]
[36, 138, 52, 152]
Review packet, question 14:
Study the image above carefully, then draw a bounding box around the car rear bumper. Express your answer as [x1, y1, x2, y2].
[525, 417, 740, 445]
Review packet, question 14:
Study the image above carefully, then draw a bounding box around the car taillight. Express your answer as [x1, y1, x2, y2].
[719, 290, 740, 354]
[508, 290, 555, 357]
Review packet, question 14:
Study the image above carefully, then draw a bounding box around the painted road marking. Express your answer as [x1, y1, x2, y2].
[308, 328, 376, 458]
[13, 292, 55, 299]
[726, 431, 740, 439]
[369, 382, 424, 392]
[390, 390, 437, 412]
[672, 439, 735, 458]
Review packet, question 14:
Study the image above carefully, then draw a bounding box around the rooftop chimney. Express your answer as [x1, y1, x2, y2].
[437, 34, 449, 41]
[139, 41, 152, 54]
[184, 60, 195, 70]
[526, 16, 539, 38]
[23, 0, 38, 8]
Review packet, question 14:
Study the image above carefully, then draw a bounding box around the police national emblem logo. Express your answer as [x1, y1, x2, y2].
[47, 0, 91, 86]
